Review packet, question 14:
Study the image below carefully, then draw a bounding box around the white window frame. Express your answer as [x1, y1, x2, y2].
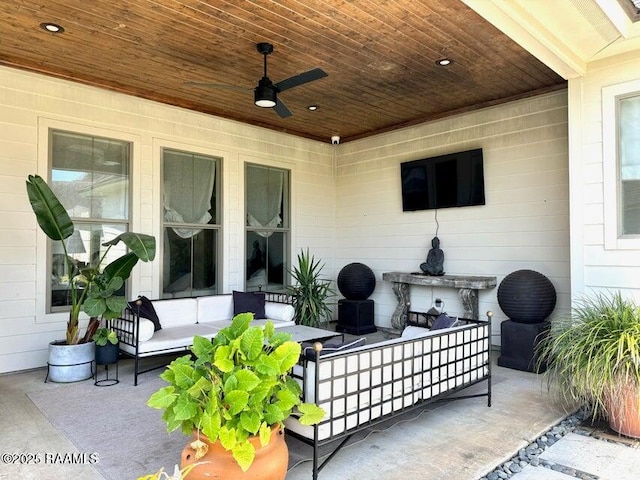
[602, 78, 640, 250]
[36, 118, 141, 322]
[244, 161, 292, 292]
[159, 144, 223, 298]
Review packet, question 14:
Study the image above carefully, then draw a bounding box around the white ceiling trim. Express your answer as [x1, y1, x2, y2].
[463, 0, 587, 79]
[595, 0, 640, 38]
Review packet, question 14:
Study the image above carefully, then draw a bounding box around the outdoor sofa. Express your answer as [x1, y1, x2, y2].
[285, 312, 493, 480]
[108, 292, 296, 385]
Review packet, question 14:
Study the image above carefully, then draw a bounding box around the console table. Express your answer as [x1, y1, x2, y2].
[382, 272, 497, 329]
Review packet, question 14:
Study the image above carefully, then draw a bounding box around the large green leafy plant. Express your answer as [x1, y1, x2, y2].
[147, 314, 325, 472]
[286, 249, 335, 327]
[537, 291, 640, 424]
[26, 174, 156, 345]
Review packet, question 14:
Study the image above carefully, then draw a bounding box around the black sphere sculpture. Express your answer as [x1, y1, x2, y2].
[497, 269, 556, 324]
[337, 263, 376, 300]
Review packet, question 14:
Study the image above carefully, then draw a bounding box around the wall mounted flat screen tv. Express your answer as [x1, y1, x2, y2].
[400, 148, 485, 211]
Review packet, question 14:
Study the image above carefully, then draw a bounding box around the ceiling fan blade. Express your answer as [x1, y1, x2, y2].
[185, 81, 251, 92]
[274, 68, 327, 92]
[273, 98, 293, 118]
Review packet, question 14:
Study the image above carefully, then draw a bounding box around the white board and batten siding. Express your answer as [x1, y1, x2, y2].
[335, 91, 571, 344]
[0, 66, 335, 373]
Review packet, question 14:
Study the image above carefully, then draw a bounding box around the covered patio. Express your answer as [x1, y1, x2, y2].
[1, 1, 640, 478]
[1, 353, 571, 480]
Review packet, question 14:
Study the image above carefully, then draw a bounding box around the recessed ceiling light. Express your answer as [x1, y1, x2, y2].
[308, 105, 318, 111]
[40, 22, 65, 33]
[436, 58, 452, 66]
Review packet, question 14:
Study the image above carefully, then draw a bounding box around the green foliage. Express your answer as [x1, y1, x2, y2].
[92, 327, 118, 346]
[147, 314, 325, 472]
[286, 249, 336, 327]
[137, 463, 203, 480]
[26, 174, 156, 344]
[537, 291, 640, 420]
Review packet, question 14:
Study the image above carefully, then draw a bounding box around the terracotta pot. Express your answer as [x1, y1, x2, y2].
[180, 425, 288, 480]
[607, 384, 640, 439]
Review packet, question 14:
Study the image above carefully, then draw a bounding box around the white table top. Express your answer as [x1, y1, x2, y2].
[277, 324, 339, 343]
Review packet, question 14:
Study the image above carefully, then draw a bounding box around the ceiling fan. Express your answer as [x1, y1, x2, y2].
[187, 42, 328, 118]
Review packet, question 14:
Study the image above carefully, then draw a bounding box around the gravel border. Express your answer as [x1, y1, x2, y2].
[477, 408, 633, 480]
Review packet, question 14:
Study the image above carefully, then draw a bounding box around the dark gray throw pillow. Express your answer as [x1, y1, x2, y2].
[127, 295, 162, 331]
[430, 312, 459, 331]
[302, 337, 366, 359]
[233, 290, 266, 319]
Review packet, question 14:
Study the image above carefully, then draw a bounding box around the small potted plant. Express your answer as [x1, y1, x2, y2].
[147, 313, 325, 480]
[92, 327, 119, 366]
[537, 291, 640, 438]
[286, 248, 336, 327]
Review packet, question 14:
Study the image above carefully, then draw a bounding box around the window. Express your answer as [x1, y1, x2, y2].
[603, 80, 640, 249]
[49, 130, 130, 310]
[245, 163, 290, 292]
[162, 148, 220, 298]
[619, 95, 640, 235]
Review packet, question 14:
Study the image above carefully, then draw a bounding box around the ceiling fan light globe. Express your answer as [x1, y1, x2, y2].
[254, 86, 277, 108]
[255, 98, 276, 108]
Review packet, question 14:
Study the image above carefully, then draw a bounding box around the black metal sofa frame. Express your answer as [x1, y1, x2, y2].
[108, 292, 295, 385]
[285, 312, 493, 480]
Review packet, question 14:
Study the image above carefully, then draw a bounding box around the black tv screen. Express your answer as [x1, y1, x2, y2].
[401, 148, 485, 211]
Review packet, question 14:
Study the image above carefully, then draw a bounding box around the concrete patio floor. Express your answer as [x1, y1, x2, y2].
[0, 348, 637, 480]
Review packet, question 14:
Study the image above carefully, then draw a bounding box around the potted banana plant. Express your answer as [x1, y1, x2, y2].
[26, 174, 156, 382]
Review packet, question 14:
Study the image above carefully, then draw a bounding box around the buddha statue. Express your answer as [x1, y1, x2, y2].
[420, 236, 444, 276]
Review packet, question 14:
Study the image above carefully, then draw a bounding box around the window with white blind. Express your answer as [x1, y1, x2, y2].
[162, 148, 221, 298]
[245, 163, 290, 292]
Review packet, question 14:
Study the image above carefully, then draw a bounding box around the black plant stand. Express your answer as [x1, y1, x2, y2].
[94, 343, 120, 386]
[45, 360, 95, 383]
[94, 362, 119, 386]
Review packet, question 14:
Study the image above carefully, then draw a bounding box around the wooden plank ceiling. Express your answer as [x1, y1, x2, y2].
[0, 0, 566, 143]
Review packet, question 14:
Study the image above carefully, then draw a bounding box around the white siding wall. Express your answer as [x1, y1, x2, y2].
[0, 66, 335, 373]
[0, 65, 573, 372]
[335, 91, 570, 344]
[569, 50, 640, 301]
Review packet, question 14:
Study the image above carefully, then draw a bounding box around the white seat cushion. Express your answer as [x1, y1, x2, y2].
[201, 318, 295, 330]
[120, 324, 220, 356]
